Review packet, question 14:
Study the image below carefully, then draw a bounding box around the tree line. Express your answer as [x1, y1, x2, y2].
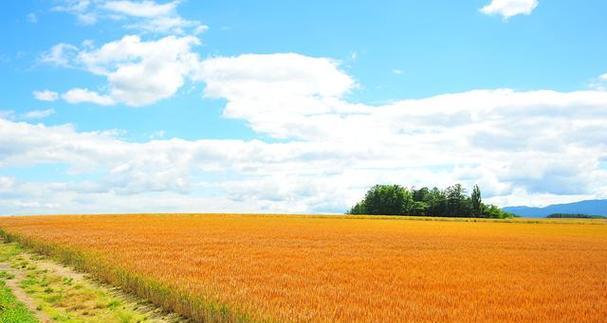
[347, 184, 513, 218]
[547, 213, 605, 219]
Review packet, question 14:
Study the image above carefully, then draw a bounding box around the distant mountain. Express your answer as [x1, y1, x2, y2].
[503, 199, 607, 218]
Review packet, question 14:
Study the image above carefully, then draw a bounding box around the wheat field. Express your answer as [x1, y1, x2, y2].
[0, 214, 606, 322]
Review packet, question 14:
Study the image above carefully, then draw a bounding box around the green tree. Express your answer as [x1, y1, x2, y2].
[410, 201, 429, 216]
[445, 184, 467, 217]
[483, 204, 509, 218]
[471, 184, 482, 217]
[348, 184, 513, 219]
[351, 184, 412, 215]
[412, 187, 430, 202]
[426, 187, 446, 216]
[347, 201, 367, 215]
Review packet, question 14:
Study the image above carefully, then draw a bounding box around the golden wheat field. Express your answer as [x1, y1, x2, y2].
[0, 214, 606, 322]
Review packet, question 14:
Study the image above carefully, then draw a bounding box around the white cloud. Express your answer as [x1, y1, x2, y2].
[40, 43, 79, 67]
[0, 109, 55, 121]
[13, 37, 607, 214]
[589, 72, 607, 91]
[101, 1, 178, 18]
[196, 53, 360, 138]
[2, 68, 607, 214]
[480, 0, 539, 19]
[194, 53, 607, 205]
[53, 0, 97, 25]
[100, 35, 201, 106]
[43, 35, 202, 106]
[33, 90, 59, 102]
[62, 88, 115, 106]
[198, 53, 354, 99]
[37, 2, 201, 108]
[193, 25, 209, 35]
[22, 109, 55, 120]
[46, 45, 355, 110]
[54, 0, 206, 34]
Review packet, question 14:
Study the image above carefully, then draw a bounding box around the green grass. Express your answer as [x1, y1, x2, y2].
[0, 243, 22, 262]
[0, 279, 38, 323]
[0, 271, 15, 280]
[0, 241, 38, 322]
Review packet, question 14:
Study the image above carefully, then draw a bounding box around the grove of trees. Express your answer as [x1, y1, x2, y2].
[348, 184, 513, 218]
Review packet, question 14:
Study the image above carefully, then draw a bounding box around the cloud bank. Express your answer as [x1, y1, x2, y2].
[3, 52, 607, 214]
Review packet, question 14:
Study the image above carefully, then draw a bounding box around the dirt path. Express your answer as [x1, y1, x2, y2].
[20, 253, 184, 322]
[0, 240, 187, 322]
[0, 262, 52, 322]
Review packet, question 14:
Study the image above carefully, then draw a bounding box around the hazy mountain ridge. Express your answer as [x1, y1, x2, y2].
[503, 199, 607, 218]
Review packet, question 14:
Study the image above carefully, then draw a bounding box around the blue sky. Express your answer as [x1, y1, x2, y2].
[1, 0, 607, 214]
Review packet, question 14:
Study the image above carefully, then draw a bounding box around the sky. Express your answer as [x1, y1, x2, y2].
[1, 0, 607, 215]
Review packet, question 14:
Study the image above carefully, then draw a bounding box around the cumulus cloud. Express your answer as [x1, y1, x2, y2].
[198, 53, 355, 99]
[196, 53, 362, 138]
[44, 43, 358, 109]
[480, 0, 539, 19]
[40, 2, 204, 108]
[33, 90, 59, 102]
[2, 61, 607, 214]
[43, 35, 201, 106]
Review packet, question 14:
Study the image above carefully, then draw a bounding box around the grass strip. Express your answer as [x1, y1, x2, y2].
[0, 277, 38, 323]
